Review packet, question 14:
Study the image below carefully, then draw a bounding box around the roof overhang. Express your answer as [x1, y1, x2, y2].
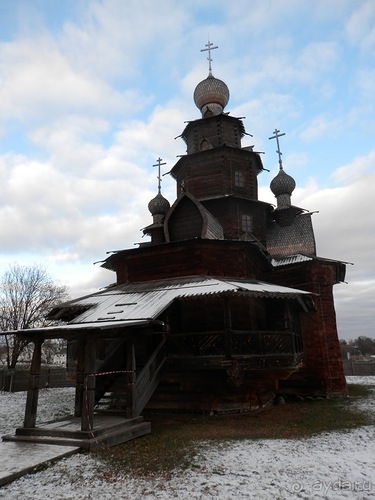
[6, 319, 160, 340]
[271, 254, 350, 283]
[8, 276, 315, 339]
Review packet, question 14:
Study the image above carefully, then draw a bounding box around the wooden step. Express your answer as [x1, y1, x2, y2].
[2, 434, 88, 448]
[3, 419, 151, 451]
[13, 415, 144, 439]
[95, 392, 128, 411]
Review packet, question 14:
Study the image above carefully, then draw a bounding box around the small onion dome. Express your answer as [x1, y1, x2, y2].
[270, 169, 296, 197]
[148, 192, 170, 216]
[193, 74, 230, 117]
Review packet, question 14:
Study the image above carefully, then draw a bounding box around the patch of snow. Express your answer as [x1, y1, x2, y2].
[0, 378, 374, 499]
[0, 388, 74, 435]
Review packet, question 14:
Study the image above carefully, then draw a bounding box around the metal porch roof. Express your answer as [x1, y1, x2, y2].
[52, 276, 313, 326]
[15, 320, 150, 337]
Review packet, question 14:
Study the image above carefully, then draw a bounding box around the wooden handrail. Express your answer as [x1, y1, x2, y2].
[133, 338, 167, 416]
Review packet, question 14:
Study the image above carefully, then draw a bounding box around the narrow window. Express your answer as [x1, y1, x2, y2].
[242, 214, 252, 233]
[234, 170, 244, 187]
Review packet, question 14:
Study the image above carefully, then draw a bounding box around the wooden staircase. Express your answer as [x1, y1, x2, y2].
[95, 376, 129, 414]
[3, 338, 167, 451]
[94, 337, 168, 417]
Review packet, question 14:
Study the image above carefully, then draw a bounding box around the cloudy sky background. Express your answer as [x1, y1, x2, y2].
[0, 0, 374, 340]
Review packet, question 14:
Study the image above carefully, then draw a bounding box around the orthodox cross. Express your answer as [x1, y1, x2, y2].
[269, 129, 286, 170]
[201, 40, 218, 75]
[153, 157, 166, 194]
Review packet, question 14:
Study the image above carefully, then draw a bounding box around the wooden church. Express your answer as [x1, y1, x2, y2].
[5, 43, 347, 449]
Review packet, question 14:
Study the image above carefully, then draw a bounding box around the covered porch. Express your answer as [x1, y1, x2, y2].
[3, 276, 315, 448]
[3, 319, 166, 450]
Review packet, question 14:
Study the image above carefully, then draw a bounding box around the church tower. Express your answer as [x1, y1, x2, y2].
[144, 41, 269, 250]
[45, 42, 347, 417]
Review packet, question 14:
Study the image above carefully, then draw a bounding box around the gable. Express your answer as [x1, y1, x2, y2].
[164, 192, 223, 242]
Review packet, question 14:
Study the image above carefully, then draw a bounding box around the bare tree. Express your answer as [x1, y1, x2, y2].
[0, 264, 69, 369]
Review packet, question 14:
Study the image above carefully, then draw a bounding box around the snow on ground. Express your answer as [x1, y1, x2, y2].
[0, 378, 375, 499]
[0, 388, 75, 435]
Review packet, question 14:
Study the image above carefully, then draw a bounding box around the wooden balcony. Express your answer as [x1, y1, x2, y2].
[167, 329, 303, 371]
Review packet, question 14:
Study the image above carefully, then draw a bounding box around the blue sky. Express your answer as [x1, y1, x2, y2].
[0, 0, 374, 340]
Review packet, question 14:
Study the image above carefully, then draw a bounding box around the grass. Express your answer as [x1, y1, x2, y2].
[94, 384, 374, 479]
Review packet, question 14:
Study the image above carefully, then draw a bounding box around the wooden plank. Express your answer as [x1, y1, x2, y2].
[125, 338, 136, 418]
[24, 337, 42, 428]
[81, 337, 96, 432]
[133, 338, 167, 416]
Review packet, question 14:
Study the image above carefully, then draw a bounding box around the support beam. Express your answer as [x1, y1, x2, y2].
[24, 336, 43, 428]
[81, 337, 97, 432]
[74, 339, 84, 417]
[133, 337, 167, 416]
[223, 297, 232, 359]
[126, 337, 136, 418]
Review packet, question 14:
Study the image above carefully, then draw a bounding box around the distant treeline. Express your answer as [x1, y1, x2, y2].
[340, 336, 375, 357]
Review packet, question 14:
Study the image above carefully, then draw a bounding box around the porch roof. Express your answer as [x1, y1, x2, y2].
[10, 276, 315, 339]
[53, 275, 314, 321]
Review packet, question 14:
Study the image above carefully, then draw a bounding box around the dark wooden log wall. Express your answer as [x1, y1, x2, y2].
[202, 197, 269, 244]
[268, 261, 347, 396]
[173, 148, 259, 201]
[113, 240, 268, 285]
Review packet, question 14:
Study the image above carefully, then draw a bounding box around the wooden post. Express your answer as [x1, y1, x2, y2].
[126, 337, 136, 418]
[223, 297, 232, 359]
[24, 336, 43, 428]
[81, 336, 96, 432]
[74, 339, 85, 417]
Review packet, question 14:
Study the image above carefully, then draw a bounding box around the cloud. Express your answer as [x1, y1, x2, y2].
[332, 151, 375, 184]
[299, 115, 338, 142]
[346, 0, 375, 51]
[0, 97, 189, 271]
[0, 0, 374, 342]
[295, 167, 375, 340]
[0, 38, 127, 124]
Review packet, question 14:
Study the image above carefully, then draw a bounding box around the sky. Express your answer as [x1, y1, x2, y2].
[0, 0, 374, 341]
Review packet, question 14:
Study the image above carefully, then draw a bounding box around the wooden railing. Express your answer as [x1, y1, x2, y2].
[132, 338, 167, 416]
[168, 329, 302, 369]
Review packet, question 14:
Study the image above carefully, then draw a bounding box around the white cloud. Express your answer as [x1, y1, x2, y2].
[0, 37, 127, 124]
[346, 0, 375, 51]
[296, 173, 374, 265]
[299, 115, 337, 142]
[356, 68, 375, 99]
[332, 151, 375, 184]
[0, 0, 374, 342]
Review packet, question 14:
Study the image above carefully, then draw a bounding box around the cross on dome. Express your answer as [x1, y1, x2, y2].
[194, 40, 229, 117]
[269, 128, 296, 210]
[200, 39, 218, 75]
[269, 129, 286, 170]
[153, 157, 166, 194]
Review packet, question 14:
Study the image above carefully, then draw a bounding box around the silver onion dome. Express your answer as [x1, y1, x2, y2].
[193, 74, 230, 117]
[148, 192, 170, 216]
[270, 169, 296, 197]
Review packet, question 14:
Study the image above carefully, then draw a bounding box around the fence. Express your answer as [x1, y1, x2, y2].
[1, 366, 74, 392]
[342, 360, 375, 376]
[3, 361, 373, 391]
